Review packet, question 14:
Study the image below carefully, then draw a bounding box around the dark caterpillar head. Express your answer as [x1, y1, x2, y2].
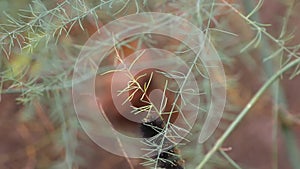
[140, 118, 164, 138]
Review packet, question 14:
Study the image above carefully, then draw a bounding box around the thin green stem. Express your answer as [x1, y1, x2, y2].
[195, 57, 300, 169]
[242, 1, 300, 169]
[242, 1, 281, 168]
[154, 1, 217, 168]
[222, 1, 300, 168]
[219, 150, 242, 169]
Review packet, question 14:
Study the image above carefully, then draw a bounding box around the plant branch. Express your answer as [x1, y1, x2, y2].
[221, 0, 300, 59]
[219, 149, 242, 169]
[196, 57, 300, 169]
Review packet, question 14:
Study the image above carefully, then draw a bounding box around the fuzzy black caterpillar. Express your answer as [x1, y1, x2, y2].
[140, 118, 184, 169]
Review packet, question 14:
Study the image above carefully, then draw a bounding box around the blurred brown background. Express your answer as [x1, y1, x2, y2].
[1, 0, 300, 169]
